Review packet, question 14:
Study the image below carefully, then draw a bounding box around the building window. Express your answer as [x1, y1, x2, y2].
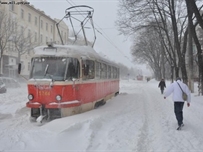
[21, 26, 24, 35]
[28, 62, 31, 71]
[21, 9, 24, 19]
[40, 34, 43, 43]
[12, 20, 15, 32]
[51, 25, 53, 33]
[28, 13, 31, 22]
[35, 17, 37, 26]
[46, 23, 48, 31]
[64, 32, 66, 43]
[61, 31, 63, 39]
[28, 29, 31, 37]
[41, 20, 43, 29]
[15, 22, 17, 33]
[9, 0, 14, 11]
[35, 32, 37, 42]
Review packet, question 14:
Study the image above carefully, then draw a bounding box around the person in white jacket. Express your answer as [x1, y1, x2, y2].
[164, 77, 191, 129]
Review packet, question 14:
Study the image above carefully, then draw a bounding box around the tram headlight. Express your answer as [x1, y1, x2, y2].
[28, 94, 34, 100]
[56, 95, 62, 101]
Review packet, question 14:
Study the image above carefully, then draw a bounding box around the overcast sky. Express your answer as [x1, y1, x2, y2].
[28, 0, 133, 62]
[28, 0, 151, 75]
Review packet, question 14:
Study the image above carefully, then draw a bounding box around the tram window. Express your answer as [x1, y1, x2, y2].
[104, 64, 107, 79]
[101, 63, 107, 79]
[66, 58, 79, 80]
[82, 60, 95, 80]
[31, 58, 44, 77]
[113, 67, 115, 79]
[112, 67, 115, 79]
[111, 67, 114, 78]
[108, 65, 111, 79]
[31, 57, 67, 81]
[117, 68, 119, 78]
[84, 64, 89, 76]
[115, 68, 117, 78]
[95, 62, 100, 79]
[116, 68, 118, 78]
[53, 58, 67, 77]
[113, 67, 118, 79]
[100, 63, 103, 78]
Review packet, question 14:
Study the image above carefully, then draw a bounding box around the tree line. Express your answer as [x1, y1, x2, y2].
[116, 0, 203, 94]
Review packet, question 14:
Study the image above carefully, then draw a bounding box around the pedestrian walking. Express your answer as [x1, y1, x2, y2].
[164, 77, 191, 130]
[158, 78, 166, 94]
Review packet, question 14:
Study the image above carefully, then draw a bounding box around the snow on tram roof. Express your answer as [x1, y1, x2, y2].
[34, 44, 100, 59]
[33, 44, 118, 66]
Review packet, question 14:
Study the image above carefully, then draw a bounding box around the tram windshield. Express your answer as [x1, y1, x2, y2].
[30, 57, 80, 81]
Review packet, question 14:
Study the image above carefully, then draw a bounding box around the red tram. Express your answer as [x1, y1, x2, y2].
[24, 43, 119, 122]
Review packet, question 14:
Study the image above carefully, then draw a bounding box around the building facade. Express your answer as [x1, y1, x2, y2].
[0, 0, 69, 78]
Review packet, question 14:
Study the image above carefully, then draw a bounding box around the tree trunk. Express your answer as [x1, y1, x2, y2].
[182, 28, 188, 83]
[170, 0, 187, 81]
[186, 0, 203, 29]
[186, 0, 194, 92]
[185, 0, 203, 95]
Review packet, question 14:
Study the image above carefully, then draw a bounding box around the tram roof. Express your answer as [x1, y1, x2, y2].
[33, 44, 118, 67]
[34, 44, 98, 58]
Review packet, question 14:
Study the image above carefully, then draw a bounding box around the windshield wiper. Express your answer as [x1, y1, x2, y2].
[44, 64, 49, 77]
[43, 64, 54, 81]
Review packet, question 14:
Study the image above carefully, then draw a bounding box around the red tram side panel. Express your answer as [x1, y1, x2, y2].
[25, 44, 119, 121]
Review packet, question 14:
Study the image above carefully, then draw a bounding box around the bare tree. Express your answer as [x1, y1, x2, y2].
[117, 62, 137, 79]
[0, 11, 15, 74]
[116, 0, 188, 81]
[185, 0, 203, 29]
[12, 26, 37, 64]
[131, 26, 166, 80]
[0, 9, 38, 77]
[185, 0, 203, 94]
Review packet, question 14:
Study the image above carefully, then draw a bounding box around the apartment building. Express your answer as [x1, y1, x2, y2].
[0, 0, 69, 78]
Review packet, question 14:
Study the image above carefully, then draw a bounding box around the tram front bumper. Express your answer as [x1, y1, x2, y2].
[26, 100, 81, 109]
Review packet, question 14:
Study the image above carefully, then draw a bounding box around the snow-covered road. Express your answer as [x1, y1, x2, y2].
[0, 80, 203, 151]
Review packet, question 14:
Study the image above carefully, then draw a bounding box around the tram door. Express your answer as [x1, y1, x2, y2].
[66, 58, 81, 96]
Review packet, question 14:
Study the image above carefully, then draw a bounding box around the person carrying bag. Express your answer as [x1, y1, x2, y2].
[177, 82, 188, 101]
[164, 77, 191, 130]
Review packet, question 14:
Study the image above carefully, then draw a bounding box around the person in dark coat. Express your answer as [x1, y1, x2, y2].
[158, 78, 166, 94]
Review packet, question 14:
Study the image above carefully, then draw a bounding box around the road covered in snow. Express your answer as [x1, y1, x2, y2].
[0, 79, 203, 151]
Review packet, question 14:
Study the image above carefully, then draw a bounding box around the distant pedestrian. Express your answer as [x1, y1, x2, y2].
[164, 77, 191, 130]
[158, 78, 166, 94]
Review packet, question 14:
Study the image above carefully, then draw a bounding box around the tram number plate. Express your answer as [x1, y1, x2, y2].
[39, 90, 50, 96]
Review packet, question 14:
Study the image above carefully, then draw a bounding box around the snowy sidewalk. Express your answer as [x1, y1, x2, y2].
[0, 80, 203, 151]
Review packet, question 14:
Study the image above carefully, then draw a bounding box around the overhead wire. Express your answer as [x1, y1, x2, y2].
[65, 0, 133, 63]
